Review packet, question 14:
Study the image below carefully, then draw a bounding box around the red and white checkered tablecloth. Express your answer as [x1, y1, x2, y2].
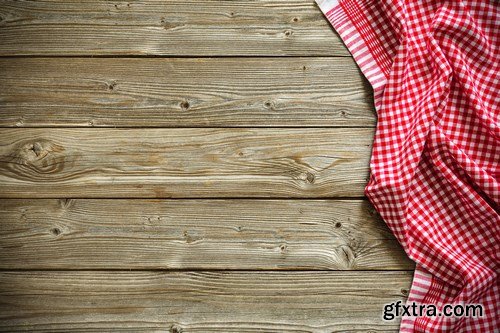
[316, 0, 499, 332]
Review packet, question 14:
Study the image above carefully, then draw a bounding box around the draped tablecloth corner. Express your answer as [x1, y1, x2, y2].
[316, 0, 499, 332]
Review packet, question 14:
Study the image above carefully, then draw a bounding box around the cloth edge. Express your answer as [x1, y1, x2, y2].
[314, 0, 388, 110]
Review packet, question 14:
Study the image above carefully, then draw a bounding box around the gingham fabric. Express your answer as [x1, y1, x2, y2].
[316, 0, 499, 332]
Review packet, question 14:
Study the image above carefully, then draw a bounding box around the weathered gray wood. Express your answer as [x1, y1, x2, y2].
[0, 128, 373, 198]
[0, 57, 374, 128]
[0, 1, 412, 332]
[0, 271, 412, 332]
[0, 0, 347, 56]
[0, 199, 412, 270]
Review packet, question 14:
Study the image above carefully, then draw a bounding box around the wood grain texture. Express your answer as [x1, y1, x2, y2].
[0, 57, 374, 128]
[0, 0, 347, 56]
[0, 0, 413, 331]
[0, 128, 373, 198]
[0, 271, 412, 332]
[0, 199, 412, 270]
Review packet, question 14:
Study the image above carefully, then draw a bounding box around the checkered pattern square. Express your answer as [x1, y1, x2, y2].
[316, 0, 499, 332]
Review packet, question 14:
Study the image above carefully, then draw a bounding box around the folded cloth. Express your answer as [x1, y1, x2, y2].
[316, 0, 499, 332]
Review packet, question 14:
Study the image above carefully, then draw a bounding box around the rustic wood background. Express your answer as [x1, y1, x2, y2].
[0, 0, 414, 331]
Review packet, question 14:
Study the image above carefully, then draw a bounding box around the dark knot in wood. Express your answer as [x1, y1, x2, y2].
[170, 324, 183, 333]
[3, 139, 67, 180]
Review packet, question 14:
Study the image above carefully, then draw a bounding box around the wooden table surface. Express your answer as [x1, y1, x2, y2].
[0, 1, 414, 331]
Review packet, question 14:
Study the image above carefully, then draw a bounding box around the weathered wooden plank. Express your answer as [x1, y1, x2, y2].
[0, 199, 412, 270]
[0, 0, 347, 56]
[0, 128, 372, 198]
[0, 57, 374, 128]
[0, 271, 412, 332]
